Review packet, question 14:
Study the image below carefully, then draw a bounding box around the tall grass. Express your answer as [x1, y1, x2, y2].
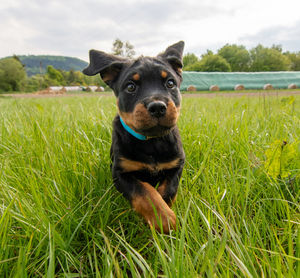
[0, 95, 299, 277]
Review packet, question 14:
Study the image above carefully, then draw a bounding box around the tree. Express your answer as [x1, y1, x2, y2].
[112, 39, 123, 56]
[124, 41, 135, 58]
[0, 57, 27, 92]
[45, 65, 64, 85]
[25, 74, 47, 92]
[68, 70, 85, 85]
[112, 38, 135, 58]
[66, 69, 76, 85]
[284, 51, 300, 70]
[184, 53, 231, 72]
[184, 61, 203, 71]
[198, 53, 231, 72]
[271, 44, 283, 52]
[202, 50, 214, 57]
[218, 44, 251, 71]
[250, 44, 290, 71]
[183, 53, 199, 69]
[83, 74, 106, 87]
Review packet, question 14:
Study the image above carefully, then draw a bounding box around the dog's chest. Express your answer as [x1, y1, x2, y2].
[127, 136, 180, 163]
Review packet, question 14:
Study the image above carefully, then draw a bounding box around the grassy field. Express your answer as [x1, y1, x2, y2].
[0, 94, 299, 277]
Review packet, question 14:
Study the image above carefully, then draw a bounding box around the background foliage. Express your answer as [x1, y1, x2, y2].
[0, 57, 27, 92]
[1, 40, 300, 93]
[184, 44, 300, 72]
[18, 55, 88, 76]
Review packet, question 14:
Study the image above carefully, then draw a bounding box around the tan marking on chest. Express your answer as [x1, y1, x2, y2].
[119, 157, 180, 173]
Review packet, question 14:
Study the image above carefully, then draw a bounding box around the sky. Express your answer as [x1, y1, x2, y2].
[1, 0, 300, 62]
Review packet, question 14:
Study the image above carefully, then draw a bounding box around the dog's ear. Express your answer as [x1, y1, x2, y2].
[158, 41, 185, 77]
[83, 50, 129, 88]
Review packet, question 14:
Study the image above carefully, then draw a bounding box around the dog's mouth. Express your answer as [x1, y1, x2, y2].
[136, 121, 175, 137]
[119, 100, 180, 137]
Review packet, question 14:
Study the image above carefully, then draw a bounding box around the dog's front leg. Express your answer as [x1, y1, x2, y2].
[157, 161, 184, 207]
[112, 169, 176, 233]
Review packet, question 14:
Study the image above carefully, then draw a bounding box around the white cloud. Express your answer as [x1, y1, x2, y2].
[239, 21, 300, 52]
[0, 0, 300, 60]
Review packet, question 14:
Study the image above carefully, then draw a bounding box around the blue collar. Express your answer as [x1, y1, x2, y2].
[119, 116, 147, 140]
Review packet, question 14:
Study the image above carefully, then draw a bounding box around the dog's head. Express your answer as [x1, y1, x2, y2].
[83, 41, 184, 137]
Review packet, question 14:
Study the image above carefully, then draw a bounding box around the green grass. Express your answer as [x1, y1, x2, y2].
[181, 88, 300, 94]
[0, 95, 299, 277]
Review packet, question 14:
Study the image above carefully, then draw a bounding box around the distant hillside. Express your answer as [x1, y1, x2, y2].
[16, 55, 88, 76]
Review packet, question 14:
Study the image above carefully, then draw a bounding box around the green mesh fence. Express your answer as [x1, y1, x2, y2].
[181, 71, 300, 91]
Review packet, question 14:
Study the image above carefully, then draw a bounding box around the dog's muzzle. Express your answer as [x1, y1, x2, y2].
[147, 101, 167, 118]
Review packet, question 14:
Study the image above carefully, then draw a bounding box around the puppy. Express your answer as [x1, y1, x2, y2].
[83, 41, 185, 233]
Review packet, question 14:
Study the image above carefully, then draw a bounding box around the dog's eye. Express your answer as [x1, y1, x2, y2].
[126, 82, 136, 92]
[166, 79, 176, 89]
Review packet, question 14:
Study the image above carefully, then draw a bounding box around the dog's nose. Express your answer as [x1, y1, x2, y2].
[147, 101, 167, 118]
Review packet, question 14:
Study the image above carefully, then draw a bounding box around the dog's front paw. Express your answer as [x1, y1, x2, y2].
[132, 182, 176, 233]
[145, 202, 176, 233]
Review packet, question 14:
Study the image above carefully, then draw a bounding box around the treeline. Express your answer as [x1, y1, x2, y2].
[183, 44, 300, 72]
[1, 42, 300, 93]
[18, 55, 88, 76]
[0, 56, 106, 93]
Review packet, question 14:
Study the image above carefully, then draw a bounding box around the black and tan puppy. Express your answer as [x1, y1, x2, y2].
[83, 41, 185, 233]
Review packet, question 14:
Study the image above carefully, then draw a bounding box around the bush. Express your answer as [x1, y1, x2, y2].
[185, 54, 231, 72]
[218, 44, 251, 71]
[24, 75, 48, 92]
[250, 45, 290, 71]
[0, 57, 27, 92]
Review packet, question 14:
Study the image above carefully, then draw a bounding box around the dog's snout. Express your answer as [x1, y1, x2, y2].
[147, 101, 167, 118]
